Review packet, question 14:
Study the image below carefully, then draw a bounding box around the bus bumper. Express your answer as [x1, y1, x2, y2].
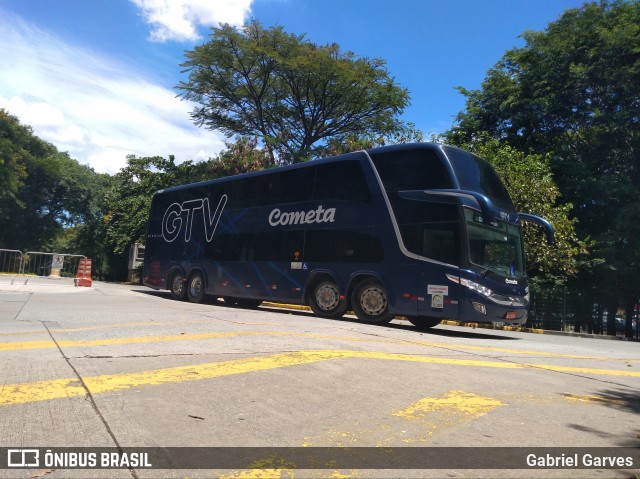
[464, 299, 528, 325]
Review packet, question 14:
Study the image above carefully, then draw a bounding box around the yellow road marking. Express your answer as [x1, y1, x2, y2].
[0, 321, 170, 337]
[224, 390, 503, 478]
[0, 331, 260, 351]
[388, 391, 503, 445]
[219, 456, 296, 479]
[392, 391, 503, 420]
[1, 350, 639, 408]
[0, 330, 636, 364]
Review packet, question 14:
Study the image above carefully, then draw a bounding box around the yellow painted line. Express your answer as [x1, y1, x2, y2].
[0, 317, 288, 337]
[5, 331, 245, 350]
[0, 321, 172, 337]
[2, 350, 639, 408]
[219, 456, 296, 479]
[392, 391, 503, 420]
[1, 350, 340, 406]
[0, 330, 636, 364]
[389, 390, 503, 444]
[0, 331, 260, 350]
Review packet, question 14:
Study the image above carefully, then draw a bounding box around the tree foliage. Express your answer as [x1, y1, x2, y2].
[104, 155, 211, 255]
[177, 20, 409, 164]
[0, 109, 28, 205]
[207, 137, 274, 177]
[452, 137, 588, 279]
[322, 122, 424, 157]
[448, 0, 640, 333]
[0, 109, 108, 251]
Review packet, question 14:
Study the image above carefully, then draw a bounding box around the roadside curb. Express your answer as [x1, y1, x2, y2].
[264, 302, 639, 342]
[438, 319, 638, 341]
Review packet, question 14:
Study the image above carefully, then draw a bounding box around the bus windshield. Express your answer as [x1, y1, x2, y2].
[465, 208, 525, 279]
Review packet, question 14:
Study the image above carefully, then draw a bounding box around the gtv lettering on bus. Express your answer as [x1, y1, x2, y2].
[162, 195, 227, 243]
[268, 205, 336, 227]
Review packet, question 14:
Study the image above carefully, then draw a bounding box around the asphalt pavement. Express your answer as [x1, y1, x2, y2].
[0, 279, 638, 478]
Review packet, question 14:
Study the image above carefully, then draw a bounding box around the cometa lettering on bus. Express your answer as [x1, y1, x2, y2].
[268, 205, 336, 227]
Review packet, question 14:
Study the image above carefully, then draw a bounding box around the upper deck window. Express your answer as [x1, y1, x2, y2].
[442, 146, 514, 212]
[369, 148, 453, 193]
[313, 160, 371, 203]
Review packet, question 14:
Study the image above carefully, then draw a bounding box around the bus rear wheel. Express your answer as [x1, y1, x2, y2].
[187, 272, 206, 303]
[169, 271, 187, 301]
[408, 317, 442, 330]
[351, 279, 393, 324]
[309, 280, 346, 319]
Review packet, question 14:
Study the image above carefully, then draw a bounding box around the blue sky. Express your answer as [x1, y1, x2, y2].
[0, 0, 586, 173]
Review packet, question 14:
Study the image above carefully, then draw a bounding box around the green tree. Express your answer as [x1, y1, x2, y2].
[105, 155, 211, 255]
[322, 122, 424, 157]
[177, 20, 409, 164]
[0, 110, 106, 251]
[453, 137, 587, 278]
[208, 136, 274, 177]
[448, 1, 640, 335]
[0, 109, 27, 213]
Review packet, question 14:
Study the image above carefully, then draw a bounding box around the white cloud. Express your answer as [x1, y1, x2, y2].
[0, 12, 225, 174]
[130, 0, 253, 42]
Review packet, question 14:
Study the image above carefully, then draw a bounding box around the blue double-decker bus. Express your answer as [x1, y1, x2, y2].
[143, 143, 553, 329]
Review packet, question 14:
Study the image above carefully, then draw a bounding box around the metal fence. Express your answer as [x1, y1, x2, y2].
[0, 249, 23, 275]
[0, 249, 86, 279]
[528, 286, 639, 339]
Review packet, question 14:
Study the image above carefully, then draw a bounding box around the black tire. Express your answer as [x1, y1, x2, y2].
[351, 279, 393, 324]
[169, 271, 187, 301]
[187, 271, 206, 303]
[309, 280, 347, 319]
[408, 317, 442, 330]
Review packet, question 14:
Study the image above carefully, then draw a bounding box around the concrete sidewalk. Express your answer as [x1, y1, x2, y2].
[0, 274, 78, 288]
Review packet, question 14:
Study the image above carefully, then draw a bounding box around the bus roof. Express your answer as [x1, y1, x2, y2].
[153, 143, 446, 197]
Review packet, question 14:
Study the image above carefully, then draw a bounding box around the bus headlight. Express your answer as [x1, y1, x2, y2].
[447, 274, 527, 306]
[447, 274, 492, 297]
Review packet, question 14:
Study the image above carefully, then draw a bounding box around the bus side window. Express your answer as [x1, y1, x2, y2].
[314, 161, 371, 203]
[269, 168, 315, 205]
[304, 230, 383, 263]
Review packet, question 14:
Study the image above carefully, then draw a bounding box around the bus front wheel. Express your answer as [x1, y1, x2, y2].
[408, 317, 441, 330]
[187, 272, 206, 303]
[169, 271, 187, 301]
[351, 279, 393, 324]
[309, 280, 346, 319]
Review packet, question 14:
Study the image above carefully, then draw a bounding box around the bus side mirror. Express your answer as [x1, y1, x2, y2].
[518, 213, 555, 245]
[419, 189, 496, 226]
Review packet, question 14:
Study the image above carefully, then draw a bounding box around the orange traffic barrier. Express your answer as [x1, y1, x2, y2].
[75, 257, 92, 287]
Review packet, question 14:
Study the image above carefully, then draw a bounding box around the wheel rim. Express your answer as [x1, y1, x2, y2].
[316, 283, 340, 311]
[189, 276, 202, 298]
[172, 275, 184, 295]
[359, 286, 387, 316]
